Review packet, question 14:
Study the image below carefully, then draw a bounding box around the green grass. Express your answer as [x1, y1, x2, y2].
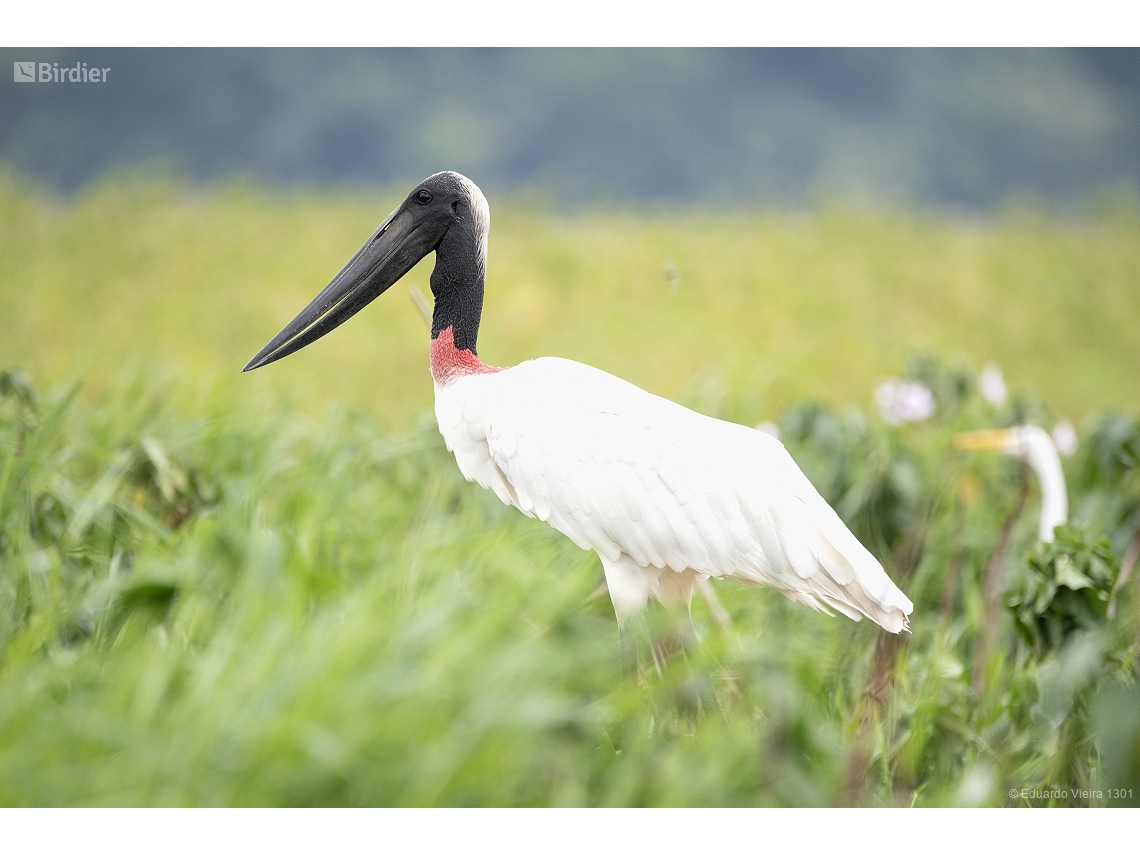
[1, 172, 1138, 806]
[2, 171, 1138, 428]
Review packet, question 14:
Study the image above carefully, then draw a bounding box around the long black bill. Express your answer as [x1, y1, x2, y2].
[242, 202, 438, 372]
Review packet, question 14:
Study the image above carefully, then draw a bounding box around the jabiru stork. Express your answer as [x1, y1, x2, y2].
[244, 172, 914, 634]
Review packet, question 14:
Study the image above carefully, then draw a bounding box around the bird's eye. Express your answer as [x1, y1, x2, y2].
[416, 190, 433, 205]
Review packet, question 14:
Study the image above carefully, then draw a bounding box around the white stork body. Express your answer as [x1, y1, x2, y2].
[434, 349, 913, 632]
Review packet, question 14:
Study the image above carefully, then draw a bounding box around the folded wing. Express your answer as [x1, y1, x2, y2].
[437, 357, 913, 633]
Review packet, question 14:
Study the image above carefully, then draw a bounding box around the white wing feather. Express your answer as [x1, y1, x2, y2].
[435, 357, 913, 633]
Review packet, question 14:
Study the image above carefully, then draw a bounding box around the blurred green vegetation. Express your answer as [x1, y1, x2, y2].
[1, 174, 1139, 805]
[2, 49, 1138, 208]
[2, 171, 1138, 429]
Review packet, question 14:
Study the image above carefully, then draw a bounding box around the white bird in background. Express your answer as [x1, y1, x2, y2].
[243, 172, 914, 634]
[954, 425, 1068, 542]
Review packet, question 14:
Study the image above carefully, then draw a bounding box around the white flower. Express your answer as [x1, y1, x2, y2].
[874, 379, 936, 426]
[1052, 419, 1078, 457]
[755, 421, 780, 439]
[980, 363, 1008, 406]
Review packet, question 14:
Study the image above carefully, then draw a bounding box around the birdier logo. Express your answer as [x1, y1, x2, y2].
[13, 61, 110, 83]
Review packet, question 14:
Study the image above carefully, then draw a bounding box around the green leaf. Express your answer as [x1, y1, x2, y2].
[1053, 555, 1093, 591]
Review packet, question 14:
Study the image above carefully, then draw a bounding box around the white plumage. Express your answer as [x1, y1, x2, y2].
[436, 356, 913, 633]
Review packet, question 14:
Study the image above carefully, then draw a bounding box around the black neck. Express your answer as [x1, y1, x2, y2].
[430, 221, 484, 354]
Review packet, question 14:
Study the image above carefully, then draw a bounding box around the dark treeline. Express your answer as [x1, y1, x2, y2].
[1, 48, 1138, 208]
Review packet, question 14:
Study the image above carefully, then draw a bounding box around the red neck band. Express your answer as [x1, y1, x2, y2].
[430, 326, 500, 384]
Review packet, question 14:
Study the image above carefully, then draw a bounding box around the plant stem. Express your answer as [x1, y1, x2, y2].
[972, 461, 1029, 697]
[939, 498, 966, 619]
[1109, 527, 1140, 618]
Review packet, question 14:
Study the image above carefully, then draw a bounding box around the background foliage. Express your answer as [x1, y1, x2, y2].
[0, 175, 1138, 805]
[1, 48, 1138, 208]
